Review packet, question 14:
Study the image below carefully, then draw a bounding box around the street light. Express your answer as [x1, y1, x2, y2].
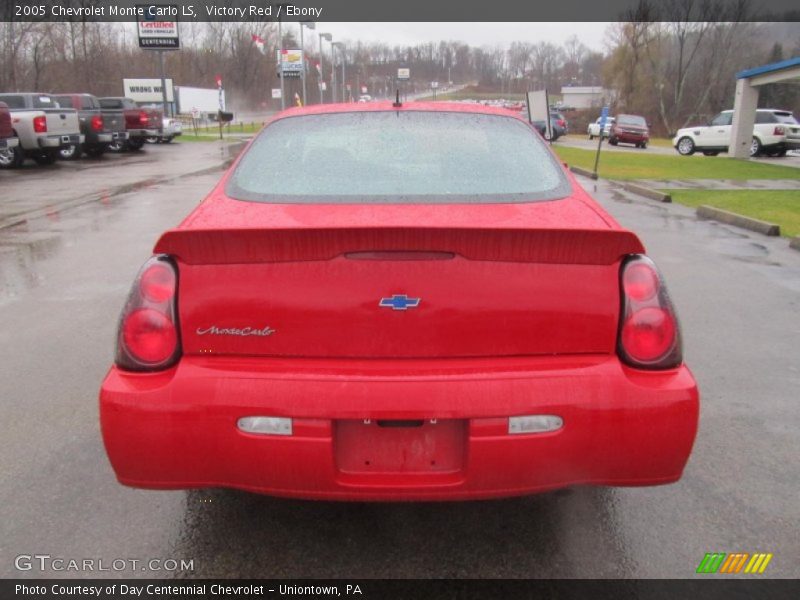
[333, 42, 346, 103]
[299, 22, 315, 106]
[319, 32, 332, 103]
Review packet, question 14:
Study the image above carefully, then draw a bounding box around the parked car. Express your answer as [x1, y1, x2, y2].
[145, 117, 183, 144]
[529, 112, 567, 141]
[673, 109, 794, 157]
[0, 101, 20, 161]
[100, 102, 699, 501]
[0, 93, 82, 167]
[550, 110, 569, 135]
[588, 116, 615, 140]
[52, 93, 128, 159]
[97, 97, 162, 151]
[609, 114, 650, 148]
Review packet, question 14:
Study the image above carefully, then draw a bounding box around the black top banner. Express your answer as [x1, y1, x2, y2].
[2, 0, 799, 22]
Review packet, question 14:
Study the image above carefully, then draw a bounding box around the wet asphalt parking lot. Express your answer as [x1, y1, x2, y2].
[0, 143, 798, 579]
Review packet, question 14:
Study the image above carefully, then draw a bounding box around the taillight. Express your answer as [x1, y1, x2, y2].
[773, 126, 785, 135]
[33, 115, 47, 133]
[617, 255, 682, 369]
[558, 119, 566, 127]
[90, 114, 103, 131]
[139, 111, 149, 126]
[115, 256, 180, 371]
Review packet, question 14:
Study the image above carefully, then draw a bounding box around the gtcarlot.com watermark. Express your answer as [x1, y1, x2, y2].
[14, 554, 194, 573]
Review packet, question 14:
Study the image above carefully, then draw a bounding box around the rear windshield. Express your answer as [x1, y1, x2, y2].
[617, 114, 647, 127]
[226, 111, 571, 204]
[99, 98, 122, 109]
[772, 111, 797, 124]
[0, 94, 57, 109]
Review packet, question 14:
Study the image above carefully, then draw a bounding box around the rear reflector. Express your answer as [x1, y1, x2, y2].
[618, 255, 682, 369]
[237, 416, 293, 436]
[508, 415, 563, 434]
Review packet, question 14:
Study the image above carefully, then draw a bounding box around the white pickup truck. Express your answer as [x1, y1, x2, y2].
[0, 93, 83, 167]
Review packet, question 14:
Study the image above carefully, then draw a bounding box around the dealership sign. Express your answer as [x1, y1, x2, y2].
[123, 78, 175, 103]
[137, 6, 180, 50]
[277, 49, 303, 78]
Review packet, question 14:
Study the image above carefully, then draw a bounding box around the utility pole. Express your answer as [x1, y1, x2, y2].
[331, 41, 337, 103]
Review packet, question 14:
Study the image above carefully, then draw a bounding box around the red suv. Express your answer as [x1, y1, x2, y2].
[609, 114, 650, 149]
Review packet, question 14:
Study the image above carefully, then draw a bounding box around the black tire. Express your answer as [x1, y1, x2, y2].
[84, 144, 107, 158]
[144, 136, 160, 144]
[107, 139, 125, 153]
[161, 136, 173, 144]
[33, 149, 59, 165]
[126, 138, 145, 151]
[676, 137, 695, 156]
[0, 145, 24, 168]
[589, 134, 594, 140]
[702, 150, 719, 157]
[640, 142, 647, 149]
[749, 137, 762, 157]
[58, 143, 82, 160]
[609, 137, 618, 146]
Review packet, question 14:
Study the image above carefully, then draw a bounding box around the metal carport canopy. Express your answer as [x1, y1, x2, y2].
[730, 56, 800, 159]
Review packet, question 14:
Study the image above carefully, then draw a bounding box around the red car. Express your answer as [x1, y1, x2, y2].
[609, 114, 650, 149]
[100, 102, 699, 501]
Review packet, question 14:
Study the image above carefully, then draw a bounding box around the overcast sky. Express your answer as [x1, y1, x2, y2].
[295, 23, 612, 52]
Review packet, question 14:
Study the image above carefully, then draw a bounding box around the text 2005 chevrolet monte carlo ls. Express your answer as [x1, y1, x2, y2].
[99, 102, 699, 501]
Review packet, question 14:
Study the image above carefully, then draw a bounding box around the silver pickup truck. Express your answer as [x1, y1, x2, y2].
[0, 93, 83, 167]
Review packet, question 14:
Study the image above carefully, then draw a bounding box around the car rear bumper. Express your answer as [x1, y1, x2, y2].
[100, 355, 699, 501]
[38, 134, 83, 148]
[128, 129, 161, 138]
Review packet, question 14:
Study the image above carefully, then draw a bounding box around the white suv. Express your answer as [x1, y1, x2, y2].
[673, 109, 793, 157]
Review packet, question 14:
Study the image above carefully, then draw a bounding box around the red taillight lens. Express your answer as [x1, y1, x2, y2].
[774, 126, 785, 135]
[139, 111, 149, 126]
[33, 115, 47, 133]
[618, 255, 682, 369]
[558, 119, 566, 127]
[115, 256, 180, 371]
[122, 309, 178, 364]
[90, 114, 103, 131]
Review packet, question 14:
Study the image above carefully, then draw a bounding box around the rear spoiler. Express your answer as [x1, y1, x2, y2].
[154, 227, 645, 266]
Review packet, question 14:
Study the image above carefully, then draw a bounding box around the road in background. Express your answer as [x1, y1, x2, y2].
[0, 166, 798, 578]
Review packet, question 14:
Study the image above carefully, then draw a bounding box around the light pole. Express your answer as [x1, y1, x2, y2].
[278, 19, 285, 110]
[333, 42, 346, 102]
[319, 32, 331, 104]
[299, 22, 315, 106]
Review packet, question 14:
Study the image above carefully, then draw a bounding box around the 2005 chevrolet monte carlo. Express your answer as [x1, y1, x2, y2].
[99, 102, 699, 501]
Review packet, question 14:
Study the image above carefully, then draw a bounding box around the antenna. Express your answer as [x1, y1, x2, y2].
[393, 88, 402, 108]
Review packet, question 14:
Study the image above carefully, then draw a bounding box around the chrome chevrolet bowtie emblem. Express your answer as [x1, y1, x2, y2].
[379, 295, 421, 311]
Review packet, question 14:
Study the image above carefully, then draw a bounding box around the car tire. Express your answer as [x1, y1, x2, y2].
[127, 138, 145, 151]
[145, 136, 160, 144]
[107, 139, 125, 153]
[589, 134, 594, 140]
[84, 145, 107, 158]
[609, 137, 618, 146]
[33, 149, 59, 165]
[702, 150, 719, 156]
[749, 137, 762, 157]
[0, 146, 24, 168]
[162, 136, 173, 144]
[676, 137, 695, 156]
[59, 143, 82, 160]
[640, 142, 647, 149]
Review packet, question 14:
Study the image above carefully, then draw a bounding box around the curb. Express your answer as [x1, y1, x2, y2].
[696, 205, 780, 236]
[0, 141, 246, 231]
[790, 237, 800, 251]
[569, 165, 598, 180]
[617, 182, 672, 203]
